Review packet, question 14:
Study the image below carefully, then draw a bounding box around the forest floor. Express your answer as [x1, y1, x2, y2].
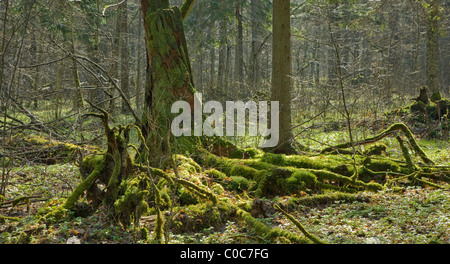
[1, 120, 449, 244]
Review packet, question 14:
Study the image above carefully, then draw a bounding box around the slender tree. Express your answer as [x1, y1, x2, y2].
[424, 0, 442, 100]
[234, 0, 244, 95]
[120, 0, 130, 113]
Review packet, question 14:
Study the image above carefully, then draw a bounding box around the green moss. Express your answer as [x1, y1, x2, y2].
[236, 209, 271, 234]
[204, 169, 227, 180]
[175, 154, 202, 173]
[176, 178, 218, 204]
[330, 164, 354, 177]
[286, 170, 317, 192]
[260, 153, 287, 165]
[363, 157, 401, 173]
[211, 183, 225, 195]
[310, 169, 384, 192]
[274, 204, 326, 244]
[114, 174, 151, 227]
[285, 155, 326, 170]
[174, 202, 226, 232]
[64, 155, 105, 210]
[242, 159, 276, 171]
[366, 182, 385, 191]
[37, 199, 70, 224]
[228, 176, 257, 192]
[363, 143, 387, 156]
[396, 136, 415, 172]
[290, 192, 367, 207]
[0, 214, 21, 224]
[236, 207, 310, 243]
[230, 164, 259, 180]
[178, 186, 199, 205]
[230, 147, 264, 159]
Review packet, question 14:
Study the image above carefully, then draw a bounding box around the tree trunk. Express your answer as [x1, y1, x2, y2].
[271, 0, 295, 154]
[120, 0, 130, 113]
[32, 33, 40, 109]
[425, 0, 441, 100]
[250, 0, 262, 92]
[208, 8, 216, 99]
[136, 15, 143, 113]
[54, 55, 64, 120]
[140, 0, 196, 167]
[217, 18, 227, 100]
[71, 38, 84, 111]
[107, 6, 121, 113]
[234, 1, 244, 97]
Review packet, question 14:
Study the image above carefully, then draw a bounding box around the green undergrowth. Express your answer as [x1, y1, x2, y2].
[1, 119, 449, 244]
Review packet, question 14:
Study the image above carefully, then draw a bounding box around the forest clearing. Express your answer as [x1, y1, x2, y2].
[0, 0, 449, 247]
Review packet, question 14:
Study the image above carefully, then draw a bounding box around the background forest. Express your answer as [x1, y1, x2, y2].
[0, 0, 449, 245]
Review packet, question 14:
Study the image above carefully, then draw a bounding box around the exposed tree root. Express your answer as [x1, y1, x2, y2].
[56, 117, 448, 243]
[274, 204, 326, 244]
[0, 214, 21, 223]
[321, 123, 434, 165]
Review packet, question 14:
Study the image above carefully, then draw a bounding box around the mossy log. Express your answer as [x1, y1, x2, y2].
[3, 133, 86, 165]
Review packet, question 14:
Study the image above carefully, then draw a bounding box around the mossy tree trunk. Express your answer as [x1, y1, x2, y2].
[140, 0, 196, 167]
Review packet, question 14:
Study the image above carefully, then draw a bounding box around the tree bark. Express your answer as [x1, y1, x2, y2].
[140, 0, 196, 166]
[425, 0, 441, 99]
[208, 10, 216, 99]
[120, 0, 130, 113]
[234, 1, 244, 96]
[250, 0, 262, 91]
[271, 0, 295, 154]
[71, 38, 84, 111]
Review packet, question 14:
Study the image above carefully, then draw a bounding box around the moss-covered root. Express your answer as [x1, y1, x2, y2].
[396, 135, 415, 172]
[177, 178, 218, 204]
[153, 184, 165, 243]
[321, 123, 434, 165]
[64, 155, 105, 210]
[0, 214, 21, 224]
[235, 207, 310, 244]
[274, 204, 327, 244]
[290, 192, 369, 207]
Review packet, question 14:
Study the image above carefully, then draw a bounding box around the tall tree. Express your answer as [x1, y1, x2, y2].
[120, 1, 130, 113]
[140, 0, 196, 166]
[234, 0, 244, 96]
[271, 0, 295, 154]
[424, 0, 442, 100]
[250, 0, 263, 91]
